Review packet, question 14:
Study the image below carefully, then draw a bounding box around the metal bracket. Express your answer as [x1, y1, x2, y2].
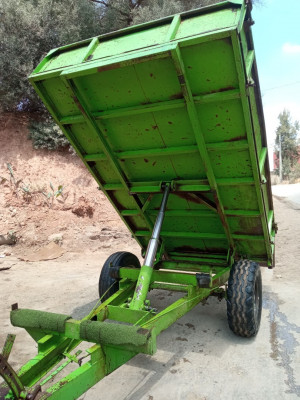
[196, 273, 211, 288]
[109, 263, 121, 280]
[63, 350, 83, 364]
[1, 334, 16, 361]
[260, 176, 267, 184]
[129, 183, 171, 310]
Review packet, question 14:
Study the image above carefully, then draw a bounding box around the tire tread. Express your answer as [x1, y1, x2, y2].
[227, 259, 262, 337]
[98, 251, 140, 301]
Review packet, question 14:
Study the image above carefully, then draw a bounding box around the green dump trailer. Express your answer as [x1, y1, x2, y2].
[0, 0, 276, 398]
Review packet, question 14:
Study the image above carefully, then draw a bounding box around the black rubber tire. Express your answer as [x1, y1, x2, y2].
[98, 251, 140, 301]
[227, 259, 262, 338]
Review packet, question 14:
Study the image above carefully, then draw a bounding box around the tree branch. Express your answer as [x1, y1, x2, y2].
[88, 0, 109, 6]
[87, 0, 131, 19]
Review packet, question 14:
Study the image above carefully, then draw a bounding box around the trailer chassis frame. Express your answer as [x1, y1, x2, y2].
[1, 184, 231, 400]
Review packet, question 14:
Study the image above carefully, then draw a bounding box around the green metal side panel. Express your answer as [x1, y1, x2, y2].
[30, 0, 275, 267]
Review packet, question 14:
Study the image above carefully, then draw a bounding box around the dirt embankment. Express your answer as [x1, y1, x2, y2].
[0, 114, 136, 256]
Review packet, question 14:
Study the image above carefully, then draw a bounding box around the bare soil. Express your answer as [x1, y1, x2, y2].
[0, 114, 137, 257]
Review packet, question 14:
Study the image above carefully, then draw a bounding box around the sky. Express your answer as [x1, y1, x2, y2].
[252, 0, 300, 169]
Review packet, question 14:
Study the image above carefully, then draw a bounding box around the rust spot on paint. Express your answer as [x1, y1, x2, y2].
[224, 135, 246, 142]
[174, 245, 203, 254]
[137, 328, 150, 336]
[216, 123, 221, 127]
[216, 114, 218, 118]
[170, 93, 182, 100]
[178, 75, 185, 85]
[209, 86, 235, 94]
[234, 219, 263, 235]
[223, 36, 233, 45]
[58, 380, 69, 388]
[72, 96, 86, 116]
[98, 63, 121, 72]
[152, 125, 158, 130]
[168, 121, 173, 125]
[150, 73, 154, 77]
[176, 192, 200, 204]
[176, 192, 216, 210]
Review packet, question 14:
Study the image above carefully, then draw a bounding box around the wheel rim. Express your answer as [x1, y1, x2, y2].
[254, 280, 260, 322]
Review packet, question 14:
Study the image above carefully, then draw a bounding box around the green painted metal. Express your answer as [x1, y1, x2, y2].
[0, 1, 277, 399]
[28, 0, 274, 267]
[1, 335, 15, 361]
[129, 264, 154, 310]
[2, 266, 227, 398]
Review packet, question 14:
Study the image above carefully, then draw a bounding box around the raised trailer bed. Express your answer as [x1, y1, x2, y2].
[0, 1, 276, 398]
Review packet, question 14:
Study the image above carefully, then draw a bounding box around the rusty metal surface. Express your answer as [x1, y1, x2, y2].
[0, 354, 25, 399]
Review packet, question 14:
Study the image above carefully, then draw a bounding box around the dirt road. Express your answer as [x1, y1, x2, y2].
[1, 196, 300, 399]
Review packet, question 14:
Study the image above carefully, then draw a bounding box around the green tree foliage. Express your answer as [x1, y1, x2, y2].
[89, 0, 260, 26]
[88, 0, 217, 27]
[275, 110, 299, 179]
[0, 0, 102, 112]
[132, 0, 215, 24]
[28, 117, 70, 150]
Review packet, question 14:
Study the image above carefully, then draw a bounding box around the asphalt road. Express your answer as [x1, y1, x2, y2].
[272, 183, 300, 209]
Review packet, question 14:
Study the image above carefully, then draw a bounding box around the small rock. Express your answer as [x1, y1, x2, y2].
[98, 235, 109, 243]
[85, 227, 101, 240]
[48, 233, 63, 244]
[72, 197, 94, 218]
[276, 274, 282, 279]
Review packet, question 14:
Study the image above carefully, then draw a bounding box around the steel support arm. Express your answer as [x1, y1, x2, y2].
[129, 183, 170, 310]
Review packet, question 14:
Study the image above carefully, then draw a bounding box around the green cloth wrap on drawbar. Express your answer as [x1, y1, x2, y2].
[80, 320, 151, 349]
[11, 309, 71, 333]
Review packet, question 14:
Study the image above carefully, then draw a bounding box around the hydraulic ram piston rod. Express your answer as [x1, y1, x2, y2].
[130, 183, 170, 310]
